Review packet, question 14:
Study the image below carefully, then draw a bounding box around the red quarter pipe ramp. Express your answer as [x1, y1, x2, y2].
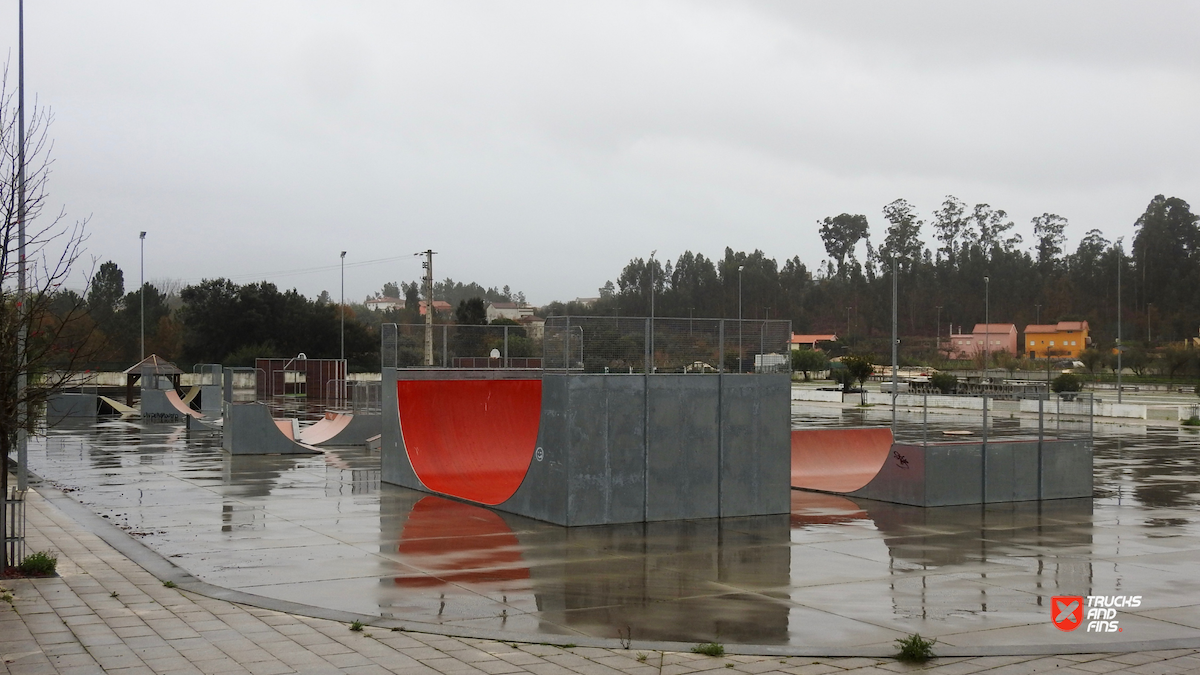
[396, 379, 541, 506]
[790, 428, 894, 493]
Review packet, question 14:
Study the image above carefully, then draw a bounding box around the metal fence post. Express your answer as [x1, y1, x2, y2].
[1038, 394, 1044, 499]
[441, 325, 448, 368]
[503, 325, 509, 369]
[981, 393, 988, 504]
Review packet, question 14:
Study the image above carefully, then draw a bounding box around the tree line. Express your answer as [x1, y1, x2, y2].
[558, 194, 1199, 368]
[41, 193, 1200, 376]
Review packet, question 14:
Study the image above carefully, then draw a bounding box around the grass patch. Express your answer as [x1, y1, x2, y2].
[894, 633, 937, 662]
[349, 620, 364, 632]
[636, 653, 648, 663]
[692, 642, 725, 657]
[1183, 416, 1200, 427]
[162, 580, 177, 588]
[17, 551, 57, 577]
[109, 591, 119, 598]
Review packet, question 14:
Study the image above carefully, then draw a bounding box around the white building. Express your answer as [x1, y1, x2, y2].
[486, 302, 534, 322]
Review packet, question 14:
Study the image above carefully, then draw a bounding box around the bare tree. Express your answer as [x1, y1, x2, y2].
[0, 66, 95, 570]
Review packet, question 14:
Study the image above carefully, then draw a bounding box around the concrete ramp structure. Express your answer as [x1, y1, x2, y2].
[140, 387, 204, 421]
[382, 369, 792, 526]
[791, 428, 1092, 506]
[220, 369, 318, 455]
[298, 411, 382, 447]
[221, 402, 319, 455]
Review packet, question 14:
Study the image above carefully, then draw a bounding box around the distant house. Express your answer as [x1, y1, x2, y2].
[573, 297, 600, 307]
[790, 334, 838, 351]
[365, 297, 403, 312]
[517, 315, 546, 340]
[418, 300, 453, 317]
[1025, 321, 1090, 359]
[486, 302, 534, 322]
[949, 324, 1017, 359]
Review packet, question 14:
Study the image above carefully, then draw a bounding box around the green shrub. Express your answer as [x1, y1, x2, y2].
[17, 551, 57, 576]
[692, 642, 725, 657]
[1052, 373, 1082, 394]
[894, 633, 936, 662]
[929, 372, 957, 394]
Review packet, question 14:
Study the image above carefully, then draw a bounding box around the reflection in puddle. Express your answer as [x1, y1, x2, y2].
[22, 409, 1200, 647]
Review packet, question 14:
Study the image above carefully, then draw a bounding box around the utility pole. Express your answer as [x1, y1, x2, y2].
[140, 232, 146, 360]
[415, 250, 437, 366]
[738, 265, 745, 373]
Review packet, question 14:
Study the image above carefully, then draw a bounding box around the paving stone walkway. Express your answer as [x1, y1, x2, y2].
[3, 488, 1200, 675]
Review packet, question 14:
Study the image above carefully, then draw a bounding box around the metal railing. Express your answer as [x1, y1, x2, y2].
[381, 317, 792, 374]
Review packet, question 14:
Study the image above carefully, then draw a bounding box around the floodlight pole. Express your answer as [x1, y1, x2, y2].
[984, 276, 990, 385]
[139, 232, 146, 360]
[738, 265, 745, 373]
[1117, 242, 1122, 403]
[649, 250, 656, 373]
[339, 251, 346, 362]
[891, 257, 898, 434]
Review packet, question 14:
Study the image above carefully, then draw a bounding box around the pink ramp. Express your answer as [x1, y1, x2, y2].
[298, 412, 353, 445]
[791, 427, 894, 493]
[397, 379, 541, 506]
[164, 390, 203, 419]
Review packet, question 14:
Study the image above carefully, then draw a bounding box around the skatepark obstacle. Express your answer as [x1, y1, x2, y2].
[220, 369, 318, 455]
[790, 427, 1092, 506]
[379, 316, 795, 526]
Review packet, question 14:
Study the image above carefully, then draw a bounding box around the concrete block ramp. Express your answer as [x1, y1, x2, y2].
[298, 410, 383, 447]
[140, 387, 204, 420]
[381, 369, 792, 526]
[790, 427, 1092, 506]
[222, 402, 319, 455]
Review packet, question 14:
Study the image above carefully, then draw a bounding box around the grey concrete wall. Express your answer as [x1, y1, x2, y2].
[646, 375, 719, 522]
[381, 370, 791, 525]
[1041, 440, 1093, 499]
[223, 403, 317, 455]
[46, 393, 97, 424]
[851, 439, 1092, 506]
[719, 374, 791, 518]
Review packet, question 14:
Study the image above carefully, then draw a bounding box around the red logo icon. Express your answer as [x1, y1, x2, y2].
[1052, 596, 1084, 631]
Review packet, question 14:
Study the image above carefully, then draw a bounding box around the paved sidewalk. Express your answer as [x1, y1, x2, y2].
[3, 489, 1200, 675]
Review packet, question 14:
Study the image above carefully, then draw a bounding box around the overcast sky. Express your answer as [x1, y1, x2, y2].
[4, 1, 1197, 305]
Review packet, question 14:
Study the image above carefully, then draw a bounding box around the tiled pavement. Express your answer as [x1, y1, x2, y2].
[3, 489, 1200, 675]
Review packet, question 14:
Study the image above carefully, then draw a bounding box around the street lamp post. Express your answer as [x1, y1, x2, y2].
[983, 276, 990, 384]
[1117, 241, 1123, 403]
[339, 251, 346, 363]
[738, 265, 745, 373]
[649, 250, 656, 373]
[139, 232, 146, 360]
[1147, 303, 1152, 343]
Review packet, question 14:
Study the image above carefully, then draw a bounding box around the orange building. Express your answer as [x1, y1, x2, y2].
[1024, 321, 1090, 359]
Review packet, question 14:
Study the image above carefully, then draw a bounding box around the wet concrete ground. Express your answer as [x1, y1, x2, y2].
[22, 404, 1200, 653]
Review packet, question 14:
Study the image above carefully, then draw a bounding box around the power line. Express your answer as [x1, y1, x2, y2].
[177, 254, 417, 284]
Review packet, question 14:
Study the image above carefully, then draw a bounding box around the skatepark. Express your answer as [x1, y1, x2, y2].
[15, 317, 1200, 656]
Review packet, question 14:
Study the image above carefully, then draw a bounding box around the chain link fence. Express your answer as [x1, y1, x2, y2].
[382, 318, 791, 374]
[381, 323, 542, 370]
